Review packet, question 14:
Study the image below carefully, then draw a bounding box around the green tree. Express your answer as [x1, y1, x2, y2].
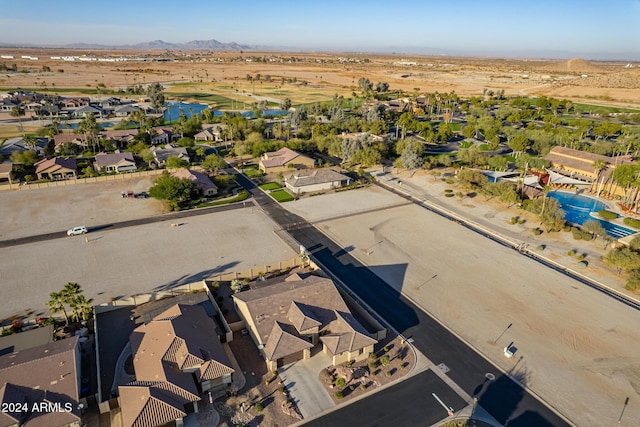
[457, 169, 489, 190]
[625, 270, 640, 292]
[147, 83, 165, 110]
[47, 291, 70, 325]
[604, 247, 640, 275]
[165, 156, 189, 168]
[400, 139, 423, 169]
[77, 113, 100, 152]
[202, 154, 226, 173]
[149, 173, 195, 211]
[581, 220, 607, 240]
[10, 150, 38, 166]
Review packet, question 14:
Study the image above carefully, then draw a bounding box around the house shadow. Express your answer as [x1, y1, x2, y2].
[152, 261, 240, 291]
[307, 246, 418, 334]
[472, 365, 557, 426]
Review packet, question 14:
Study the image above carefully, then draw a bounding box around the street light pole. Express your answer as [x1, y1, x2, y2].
[492, 323, 512, 345]
[617, 397, 629, 425]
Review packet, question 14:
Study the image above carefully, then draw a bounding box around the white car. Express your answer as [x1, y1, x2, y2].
[67, 226, 88, 236]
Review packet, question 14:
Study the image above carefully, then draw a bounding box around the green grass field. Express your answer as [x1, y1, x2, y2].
[259, 182, 283, 190]
[270, 189, 294, 202]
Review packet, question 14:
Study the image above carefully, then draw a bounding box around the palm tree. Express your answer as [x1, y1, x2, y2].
[592, 159, 607, 195]
[47, 291, 70, 325]
[70, 294, 94, 322]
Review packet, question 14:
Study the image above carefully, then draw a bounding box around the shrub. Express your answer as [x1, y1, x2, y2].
[278, 386, 285, 393]
[444, 189, 453, 193]
[577, 260, 588, 268]
[533, 228, 543, 235]
[567, 250, 576, 256]
[536, 244, 545, 251]
[455, 191, 464, 198]
[624, 217, 640, 229]
[445, 193, 455, 197]
[385, 371, 392, 377]
[383, 346, 389, 352]
[380, 355, 390, 366]
[335, 377, 346, 389]
[598, 210, 618, 220]
[369, 352, 376, 360]
[518, 219, 526, 224]
[265, 380, 270, 386]
[510, 217, 517, 225]
[572, 229, 583, 240]
[253, 402, 264, 412]
[335, 391, 344, 399]
[360, 384, 367, 391]
[368, 361, 377, 370]
[577, 254, 584, 261]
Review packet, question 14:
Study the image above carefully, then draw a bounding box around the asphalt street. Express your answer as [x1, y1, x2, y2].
[234, 173, 570, 427]
[302, 370, 467, 427]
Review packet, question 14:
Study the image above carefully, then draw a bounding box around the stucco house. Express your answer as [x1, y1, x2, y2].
[34, 157, 77, 180]
[284, 168, 352, 194]
[114, 104, 141, 117]
[118, 304, 234, 427]
[0, 336, 82, 427]
[150, 145, 190, 168]
[258, 147, 315, 173]
[94, 151, 137, 173]
[233, 274, 377, 370]
[150, 128, 178, 145]
[171, 168, 218, 196]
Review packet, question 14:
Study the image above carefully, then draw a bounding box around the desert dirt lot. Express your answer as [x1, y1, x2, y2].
[284, 184, 640, 427]
[2, 49, 640, 108]
[0, 178, 296, 322]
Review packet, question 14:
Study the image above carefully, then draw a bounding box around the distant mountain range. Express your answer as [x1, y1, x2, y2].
[0, 38, 252, 51]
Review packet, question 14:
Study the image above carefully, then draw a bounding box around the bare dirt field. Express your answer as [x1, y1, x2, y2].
[0, 179, 296, 323]
[2, 48, 640, 109]
[284, 183, 640, 427]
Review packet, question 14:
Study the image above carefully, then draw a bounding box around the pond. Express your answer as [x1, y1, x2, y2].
[57, 122, 118, 130]
[548, 191, 636, 238]
[163, 101, 290, 121]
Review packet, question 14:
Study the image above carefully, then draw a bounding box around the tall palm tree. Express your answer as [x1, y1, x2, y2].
[47, 291, 70, 325]
[70, 294, 94, 322]
[592, 159, 607, 195]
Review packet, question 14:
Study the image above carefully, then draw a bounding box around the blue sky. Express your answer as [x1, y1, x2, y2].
[1, 0, 640, 60]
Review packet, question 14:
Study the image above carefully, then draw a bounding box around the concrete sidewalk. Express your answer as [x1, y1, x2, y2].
[278, 351, 335, 418]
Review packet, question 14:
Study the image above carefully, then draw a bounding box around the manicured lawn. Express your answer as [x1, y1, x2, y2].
[459, 140, 474, 149]
[197, 190, 249, 207]
[244, 168, 263, 179]
[270, 189, 294, 202]
[259, 182, 283, 190]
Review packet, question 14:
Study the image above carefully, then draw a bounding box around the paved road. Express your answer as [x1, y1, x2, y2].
[302, 370, 467, 427]
[234, 173, 570, 427]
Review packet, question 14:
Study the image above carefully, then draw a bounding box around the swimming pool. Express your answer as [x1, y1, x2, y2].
[548, 191, 637, 238]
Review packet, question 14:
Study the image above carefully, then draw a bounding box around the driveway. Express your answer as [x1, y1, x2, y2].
[278, 350, 335, 418]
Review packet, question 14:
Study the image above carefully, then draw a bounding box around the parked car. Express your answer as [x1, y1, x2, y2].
[67, 226, 88, 236]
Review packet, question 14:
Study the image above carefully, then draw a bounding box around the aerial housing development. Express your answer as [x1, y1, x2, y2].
[1, 3, 640, 427]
